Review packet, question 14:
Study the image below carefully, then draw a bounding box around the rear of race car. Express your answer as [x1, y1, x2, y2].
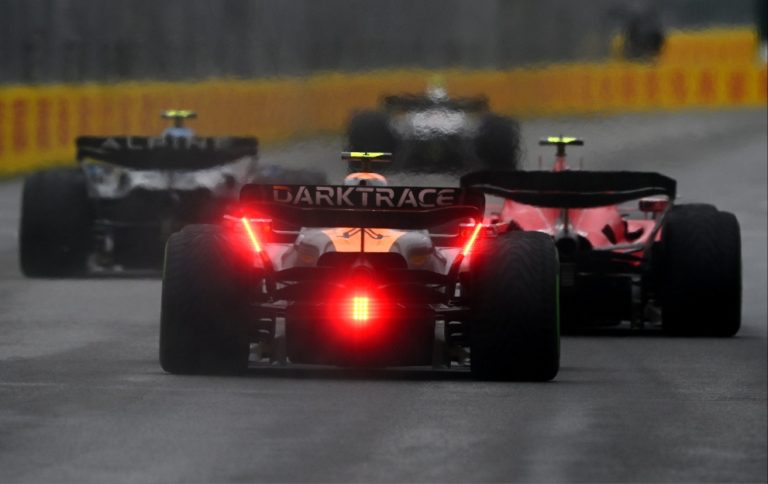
[19, 135, 259, 276]
[78, 135, 259, 270]
[463, 166, 741, 336]
[237, 184, 480, 369]
[464, 169, 675, 327]
[159, 180, 561, 380]
[346, 90, 520, 174]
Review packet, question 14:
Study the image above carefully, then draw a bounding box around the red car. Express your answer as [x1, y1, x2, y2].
[462, 137, 741, 336]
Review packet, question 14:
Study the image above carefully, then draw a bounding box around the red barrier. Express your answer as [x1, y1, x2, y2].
[57, 98, 70, 148]
[728, 71, 746, 103]
[697, 70, 716, 104]
[12, 99, 28, 153]
[36, 97, 51, 151]
[0, 100, 5, 157]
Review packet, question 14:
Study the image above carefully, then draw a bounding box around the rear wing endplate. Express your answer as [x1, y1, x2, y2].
[76, 136, 258, 170]
[461, 170, 676, 208]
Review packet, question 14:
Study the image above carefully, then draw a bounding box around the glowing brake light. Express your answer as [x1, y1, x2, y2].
[241, 217, 262, 253]
[461, 223, 484, 257]
[351, 296, 370, 323]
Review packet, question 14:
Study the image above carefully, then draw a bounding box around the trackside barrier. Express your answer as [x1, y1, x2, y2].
[611, 27, 760, 64]
[1, 61, 765, 176]
[660, 27, 759, 64]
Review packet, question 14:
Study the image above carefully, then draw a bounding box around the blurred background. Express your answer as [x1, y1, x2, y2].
[0, 0, 763, 81]
[0, 0, 765, 174]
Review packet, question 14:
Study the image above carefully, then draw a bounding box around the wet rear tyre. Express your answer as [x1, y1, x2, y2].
[160, 224, 252, 374]
[470, 231, 560, 381]
[19, 167, 91, 277]
[659, 204, 741, 336]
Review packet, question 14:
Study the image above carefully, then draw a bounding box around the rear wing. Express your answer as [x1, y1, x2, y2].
[161, 110, 197, 120]
[341, 151, 392, 162]
[539, 136, 584, 147]
[239, 184, 484, 229]
[341, 151, 392, 173]
[461, 170, 676, 208]
[76, 136, 258, 170]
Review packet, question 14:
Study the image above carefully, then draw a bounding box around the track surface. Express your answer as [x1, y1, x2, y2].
[0, 110, 765, 483]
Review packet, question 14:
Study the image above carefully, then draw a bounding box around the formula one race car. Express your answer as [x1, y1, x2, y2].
[160, 152, 560, 380]
[19, 111, 260, 276]
[462, 137, 741, 336]
[346, 85, 520, 173]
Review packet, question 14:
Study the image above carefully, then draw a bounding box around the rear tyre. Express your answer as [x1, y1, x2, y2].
[160, 224, 252, 374]
[19, 167, 91, 277]
[470, 231, 560, 381]
[475, 114, 521, 170]
[659, 205, 741, 336]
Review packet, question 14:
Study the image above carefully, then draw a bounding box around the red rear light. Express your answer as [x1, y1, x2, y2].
[460, 222, 484, 257]
[241, 217, 263, 253]
[327, 275, 389, 330]
[351, 296, 370, 324]
[447, 221, 488, 277]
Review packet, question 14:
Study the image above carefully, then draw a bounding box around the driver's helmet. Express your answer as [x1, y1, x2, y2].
[344, 172, 388, 186]
[161, 110, 196, 138]
[162, 126, 195, 138]
[426, 85, 449, 103]
[426, 75, 449, 103]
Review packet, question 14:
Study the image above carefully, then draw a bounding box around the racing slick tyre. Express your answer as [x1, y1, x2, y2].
[474, 114, 521, 170]
[469, 231, 560, 381]
[346, 110, 396, 153]
[19, 167, 91, 277]
[160, 224, 252, 374]
[659, 204, 741, 336]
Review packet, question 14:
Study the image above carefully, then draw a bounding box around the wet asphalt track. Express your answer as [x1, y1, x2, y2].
[0, 109, 765, 483]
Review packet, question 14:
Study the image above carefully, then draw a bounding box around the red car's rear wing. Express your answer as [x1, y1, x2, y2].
[461, 170, 676, 208]
[239, 184, 484, 229]
[76, 136, 258, 170]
